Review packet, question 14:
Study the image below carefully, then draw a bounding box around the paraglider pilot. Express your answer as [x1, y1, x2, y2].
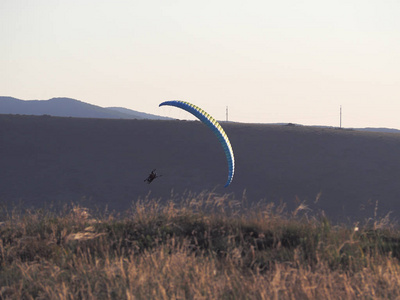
[144, 169, 160, 184]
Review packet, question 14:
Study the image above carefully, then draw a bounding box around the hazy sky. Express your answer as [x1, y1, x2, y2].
[2, 0, 400, 128]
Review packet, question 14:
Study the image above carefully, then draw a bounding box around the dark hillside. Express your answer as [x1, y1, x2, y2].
[1, 114, 399, 221]
[0, 97, 168, 119]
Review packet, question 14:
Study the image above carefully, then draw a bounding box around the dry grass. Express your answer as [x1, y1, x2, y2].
[1, 193, 400, 299]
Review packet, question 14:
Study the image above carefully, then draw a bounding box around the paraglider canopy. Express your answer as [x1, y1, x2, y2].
[159, 100, 235, 187]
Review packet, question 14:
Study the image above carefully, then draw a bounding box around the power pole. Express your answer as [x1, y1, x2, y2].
[340, 105, 342, 128]
[226, 106, 228, 122]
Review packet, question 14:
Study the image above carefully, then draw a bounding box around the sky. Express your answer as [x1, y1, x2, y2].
[2, 0, 400, 128]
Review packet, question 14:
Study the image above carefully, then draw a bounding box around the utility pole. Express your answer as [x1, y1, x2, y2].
[340, 105, 342, 128]
[226, 106, 228, 122]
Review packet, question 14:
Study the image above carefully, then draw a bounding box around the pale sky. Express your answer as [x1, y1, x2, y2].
[2, 0, 400, 128]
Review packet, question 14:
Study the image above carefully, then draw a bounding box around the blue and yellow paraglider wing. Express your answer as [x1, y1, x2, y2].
[159, 100, 235, 187]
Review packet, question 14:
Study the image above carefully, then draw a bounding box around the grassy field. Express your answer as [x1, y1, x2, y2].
[1, 193, 400, 299]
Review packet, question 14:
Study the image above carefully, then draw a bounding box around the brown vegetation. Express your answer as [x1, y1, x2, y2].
[1, 194, 400, 299]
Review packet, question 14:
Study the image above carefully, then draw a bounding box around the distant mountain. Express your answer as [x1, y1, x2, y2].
[0, 97, 170, 120]
[106, 106, 171, 120]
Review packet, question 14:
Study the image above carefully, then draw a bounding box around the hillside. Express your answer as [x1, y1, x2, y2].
[0, 97, 170, 120]
[106, 106, 171, 120]
[1, 114, 400, 222]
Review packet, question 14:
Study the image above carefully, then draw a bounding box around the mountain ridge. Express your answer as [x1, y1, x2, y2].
[1, 97, 399, 133]
[0, 96, 170, 120]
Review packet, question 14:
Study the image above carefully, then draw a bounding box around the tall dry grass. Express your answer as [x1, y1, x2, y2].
[1, 192, 400, 299]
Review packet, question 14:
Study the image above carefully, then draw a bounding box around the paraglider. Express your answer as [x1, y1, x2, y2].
[144, 169, 161, 184]
[159, 100, 235, 187]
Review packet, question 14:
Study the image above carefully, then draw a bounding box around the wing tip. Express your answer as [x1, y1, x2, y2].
[224, 179, 233, 188]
